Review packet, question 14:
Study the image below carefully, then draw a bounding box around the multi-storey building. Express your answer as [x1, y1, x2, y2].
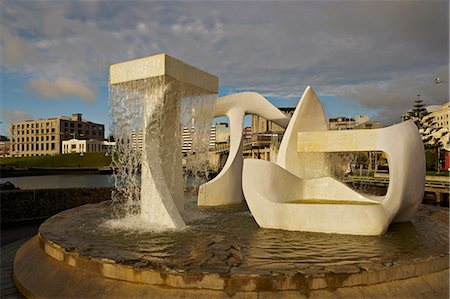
[10, 113, 104, 157]
[328, 115, 381, 130]
[181, 123, 226, 154]
[328, 117, 356, 130]
[251, 108, 295, 134]
[421, 102, 450, 150]
[131, 130, 144, 152]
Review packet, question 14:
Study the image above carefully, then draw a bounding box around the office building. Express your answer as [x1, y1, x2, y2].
[10, 113, 104, 157]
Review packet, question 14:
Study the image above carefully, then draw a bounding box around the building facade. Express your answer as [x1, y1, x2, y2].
[328, 115, 381, 130]
[328, 117, 356, 130]
[251, 108, 295, 134]
[10, 113, 104, 157]
[62, 139, 115, 154]
[0, 136, 10, 157]
[421, 102, 450, 150]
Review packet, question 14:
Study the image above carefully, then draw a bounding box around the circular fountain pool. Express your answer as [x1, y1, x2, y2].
[14, 197, 449, 298]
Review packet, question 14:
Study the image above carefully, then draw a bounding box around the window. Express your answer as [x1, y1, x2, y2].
[46, 143, 49, 150]
[12, 125, 15, 129]
[65, 122, 68, 127]
[51, 128, 55, 133]
[78, 124, 82, 128]
[51, 136, 55, 141]
[85, 130, 89, 135]
[31, 124, 34, 128]
[31, 130, 34, 134]
[46, 129, 49, 133]
[27, 124, 29, 128]
[26, 130, 29, 134]
[12, 145, 15, 151]
[70, 123, 74, 128]
[26, 144, 29, 151]
[41, 129, 44, 133]
[31, 144, 34, 151]
[46, 136, 49, 141]
[21, 144, 24, 151]
[51, 143, 55, 150]
[71, 144, 76, 149]
[26, 137, 29, 142]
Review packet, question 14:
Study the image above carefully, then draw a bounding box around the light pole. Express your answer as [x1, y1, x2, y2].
[51, 153, 55, 168]
[80, 152, 84, 167]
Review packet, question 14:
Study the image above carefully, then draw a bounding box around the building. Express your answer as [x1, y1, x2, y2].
[0, 136, 10, 157]
[10, 113, 104, 157]
[251, 108, 295, 134]
[421, 102, 450, 150]
[214, 123, 230, 144]
[62, 139, 115, 154]
[182, 123, 229, 154]
[131, 130, 144, 152]
[328, 117, 356, 130]
[328, 115, 381, 130]
[354, 120, 382, 130]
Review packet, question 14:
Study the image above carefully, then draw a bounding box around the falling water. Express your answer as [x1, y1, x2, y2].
[109, 76, 215, 230]
[181, 95, 216, 191]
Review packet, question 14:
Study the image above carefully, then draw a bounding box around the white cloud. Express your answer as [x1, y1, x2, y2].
[27, 77, 96, 102]
[2, 110, 33, 125]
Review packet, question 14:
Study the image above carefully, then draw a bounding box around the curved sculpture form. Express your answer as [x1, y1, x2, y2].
[277, 86, 330, 179]
[242, 86, 425, 235]
[198, 92, 290, 206]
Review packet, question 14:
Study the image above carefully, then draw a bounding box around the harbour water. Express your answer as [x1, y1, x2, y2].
[0, 175, 114, 190]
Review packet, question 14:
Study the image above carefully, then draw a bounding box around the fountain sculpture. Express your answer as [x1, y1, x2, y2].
[13, 54, 448, 298]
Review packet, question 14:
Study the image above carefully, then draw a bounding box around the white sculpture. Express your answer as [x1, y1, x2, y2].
[242, 86, 426, 235]
[198, 92, 290, 206]
[109, 54, 425, 235]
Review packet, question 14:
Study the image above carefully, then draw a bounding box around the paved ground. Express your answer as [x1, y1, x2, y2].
[1, 238, 27, 298]
[1, 221, 40, 298]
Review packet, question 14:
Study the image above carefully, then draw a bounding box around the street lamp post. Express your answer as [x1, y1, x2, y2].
[80, 152, 84, 167]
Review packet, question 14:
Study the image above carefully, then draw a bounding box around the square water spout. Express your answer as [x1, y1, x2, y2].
[109, 53, 218, 94]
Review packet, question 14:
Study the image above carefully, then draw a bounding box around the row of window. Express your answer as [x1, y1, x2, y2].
[13, 136, 56, 142]
[12, 122, 54, 130]
[62, 122, 103, 131]
[12, 143, 56, 152]
[13, 128, 56, 135]
[61, 130, 99, 136]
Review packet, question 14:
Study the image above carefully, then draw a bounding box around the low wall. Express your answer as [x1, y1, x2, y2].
[1, 188, 112, 224]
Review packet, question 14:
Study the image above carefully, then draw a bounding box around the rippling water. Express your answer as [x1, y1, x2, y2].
[40, 196, 449, 274]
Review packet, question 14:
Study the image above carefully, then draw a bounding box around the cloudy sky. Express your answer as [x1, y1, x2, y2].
[1, 0, 448, 136]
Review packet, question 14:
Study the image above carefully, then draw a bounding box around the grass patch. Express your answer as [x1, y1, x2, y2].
[0, 152, 112, 168]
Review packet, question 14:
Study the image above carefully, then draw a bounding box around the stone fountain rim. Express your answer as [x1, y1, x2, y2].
[35, 214, 449, 293]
